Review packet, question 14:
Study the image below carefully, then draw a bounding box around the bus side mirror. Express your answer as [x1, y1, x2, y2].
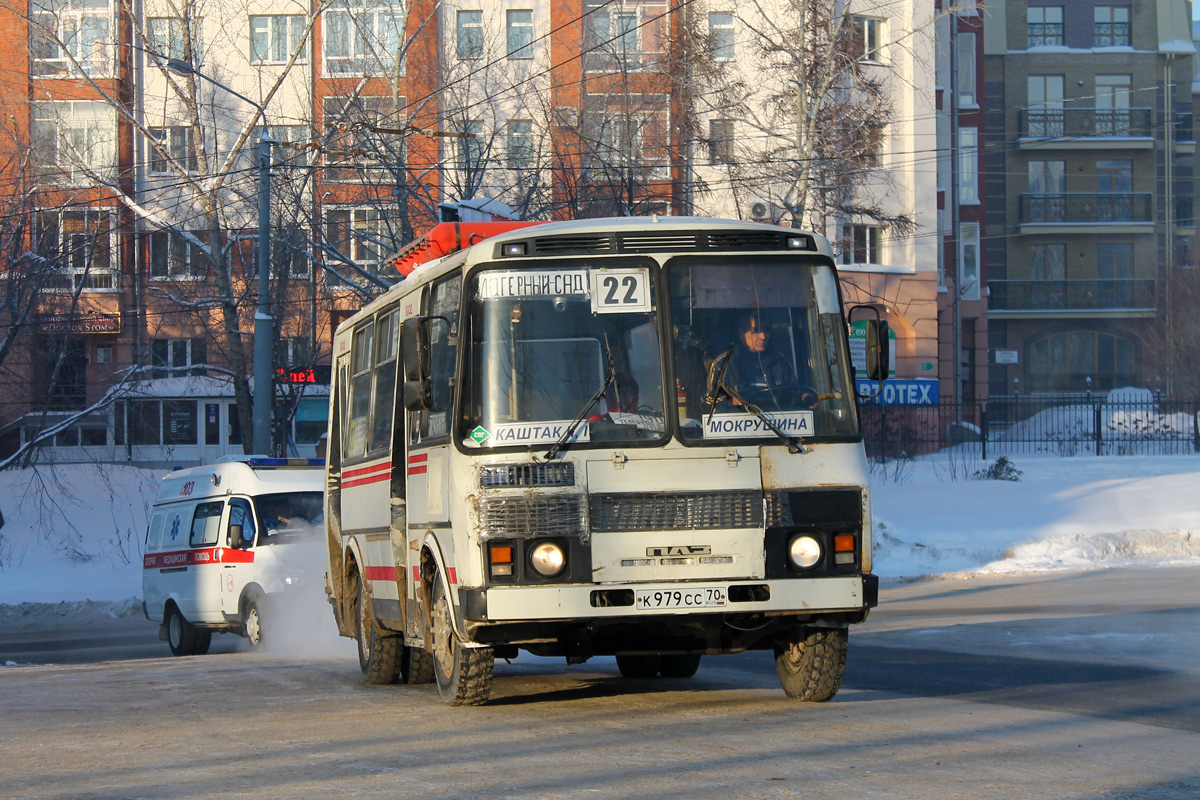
[865, 319, 890, 382]
[402, 316, 447, 411]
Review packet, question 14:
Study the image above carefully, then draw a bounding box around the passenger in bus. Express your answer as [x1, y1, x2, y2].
[725, 312, 794, 395]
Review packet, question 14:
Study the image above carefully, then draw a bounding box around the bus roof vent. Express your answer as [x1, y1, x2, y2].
[618, 232, 701, 253]
[531, 234, 613, 255]
[706, 231, 789, 251]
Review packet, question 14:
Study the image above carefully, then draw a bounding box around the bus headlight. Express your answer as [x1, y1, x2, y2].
[529, 542, 566, 577]
[788, 536, 822, 569]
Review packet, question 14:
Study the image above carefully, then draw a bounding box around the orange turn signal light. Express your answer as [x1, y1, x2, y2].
[833, 535, 856, 553]
[491, 545, 513, 564]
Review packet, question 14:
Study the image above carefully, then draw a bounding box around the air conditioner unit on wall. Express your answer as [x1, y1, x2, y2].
[748, 197, 782, 224]
[96, 346, 113, 364]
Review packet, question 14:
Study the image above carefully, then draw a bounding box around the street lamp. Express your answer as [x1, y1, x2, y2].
[166, 59, 276, 456]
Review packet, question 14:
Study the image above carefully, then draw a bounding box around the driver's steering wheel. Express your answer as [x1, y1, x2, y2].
[744, 383, 821, 410]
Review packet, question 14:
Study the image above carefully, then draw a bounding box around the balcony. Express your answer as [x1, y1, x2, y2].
[1018, 193, 1153, 232]
[988, 278, 1156, 316]
[1017, 108, 1153, 148]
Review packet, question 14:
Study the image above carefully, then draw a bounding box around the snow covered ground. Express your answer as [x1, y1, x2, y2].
[0, 453, 1198, 613]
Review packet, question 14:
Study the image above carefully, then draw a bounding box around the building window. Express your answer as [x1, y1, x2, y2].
[1095, 74, 1132, 135]
[456, 10, 483, 59]
[1027, 160, 1066, 221]
[856, 17, 883, 62]
[709, 12, 734, 60]
[1027, 6, 1063, 47]
[584, 4, 654, 71]
[1097, 159, 1133, 221]
[458, 118, 485, 168]
[323, 1, 404, 76]
[1029, 331, 1135, 392]
[151, 338, 207, 378]
[958, 223, 980, 300]
[325, 208, 394, 271]
[841, 224, 881, 266]
[149, 229, 210, 280]
[1030, 243, 1066, 307]
[147, 126, 197, 174]
[957, 33, 976, 106]
[146, 16, 189, 61]
[1094, 6, 1130, 47]
[251, 15, 306, 64]
[958, 128, 978, 203]
[1097, 242, 1134, 306]
[708, 119, 734, 164]
[507, 9, 533, 59]
[1027, 74, 1064, 137]
[31, 101, 117, 185]
[507, 120, 534, 169]
[35, 209, 117, 291]
[31, 0, 113, 77]
[322, 96, 398, 182]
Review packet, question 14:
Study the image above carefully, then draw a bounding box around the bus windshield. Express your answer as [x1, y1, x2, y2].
[668, 259, 860, 443]
[462, 264, 666, 449]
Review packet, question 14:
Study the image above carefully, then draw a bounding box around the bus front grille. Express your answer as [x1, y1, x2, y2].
[476, 495, 586, 538]
[589, 491, 764, 532]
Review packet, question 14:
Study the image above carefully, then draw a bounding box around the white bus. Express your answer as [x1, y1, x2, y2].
[324, 217, 889, 705]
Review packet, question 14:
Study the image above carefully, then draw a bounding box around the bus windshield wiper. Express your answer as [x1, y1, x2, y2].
[703, 349, 806, 455]
[543, 336, 616, 462]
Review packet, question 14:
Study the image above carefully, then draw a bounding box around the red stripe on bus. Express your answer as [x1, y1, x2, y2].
[143, 547, 255, 569]
[448, 567, 457, 585]
[364, 566, 397, 582]
[412, 565, 420, 584]
[407, 465, 427, 476]
[342, 472, 392, 489]
[342, 462, 391, 479]
[408, 453, 428, 464]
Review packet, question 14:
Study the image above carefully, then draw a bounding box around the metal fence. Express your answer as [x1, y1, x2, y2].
[861, 396, 1200, 459]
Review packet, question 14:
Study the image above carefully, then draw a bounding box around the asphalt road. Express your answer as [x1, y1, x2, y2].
[2, 566, 1198, 799]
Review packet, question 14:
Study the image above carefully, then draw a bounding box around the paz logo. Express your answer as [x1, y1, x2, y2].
[469, 426, 491, 444]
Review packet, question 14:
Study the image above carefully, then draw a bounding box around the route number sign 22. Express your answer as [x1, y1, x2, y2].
[591, 269, 651, 314]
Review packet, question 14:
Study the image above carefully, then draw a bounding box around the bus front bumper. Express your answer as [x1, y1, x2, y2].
[459, 574, 878, 624]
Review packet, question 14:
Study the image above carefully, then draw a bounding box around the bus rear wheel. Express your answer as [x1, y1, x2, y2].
[616, 654, 661, 678]
[403, 646, 435, 684]
[429, 573, 493, 705]
[774, 627, 848, 702]
[356, 577, 401, 685]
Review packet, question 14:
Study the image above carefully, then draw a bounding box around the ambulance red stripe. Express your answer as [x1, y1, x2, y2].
[143, 547, 255, 569]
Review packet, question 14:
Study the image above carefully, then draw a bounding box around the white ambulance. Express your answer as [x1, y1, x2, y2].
[142, 457, 326, 656]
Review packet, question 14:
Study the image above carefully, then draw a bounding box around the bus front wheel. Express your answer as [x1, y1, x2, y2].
[429, 574, 493, 706]
[774, 627, 848, 702]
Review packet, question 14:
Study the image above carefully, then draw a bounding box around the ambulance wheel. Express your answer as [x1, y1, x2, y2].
[192, 631, 212, 656]
[659, 653, 702, 678]
[430, 574, 493, 706]
[166, 606, 197, 657]
[355, 577, 401, 685]
[774, 627, 848, 702]
[403, 646, 435, 685]
[243, 600, 264, 648]
[616, 654, 661, 678]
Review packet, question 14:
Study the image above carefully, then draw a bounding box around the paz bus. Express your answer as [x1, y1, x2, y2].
[323, 216, 889, 705]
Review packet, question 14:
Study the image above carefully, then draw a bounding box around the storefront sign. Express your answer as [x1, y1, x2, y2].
[41, 314, 121, 334]
[856, 379, 939, 406]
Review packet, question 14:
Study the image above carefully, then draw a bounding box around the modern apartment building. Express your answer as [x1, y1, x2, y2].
[983, 0, 1195, 396]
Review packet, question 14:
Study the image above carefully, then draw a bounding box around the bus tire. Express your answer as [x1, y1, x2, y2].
[403, 646, 435, 684]
[243, 599, 264, 648]
[166, 605, 197, 657]
[659, 653, 702, 678]
[430, 575, 493, 706]
[774, 627, 848, 702]
[616, 654, 662, 678]
[356, 578, 401, 685]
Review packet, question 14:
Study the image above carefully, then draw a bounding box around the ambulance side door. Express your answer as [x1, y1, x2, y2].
[220, 498, 258, 618]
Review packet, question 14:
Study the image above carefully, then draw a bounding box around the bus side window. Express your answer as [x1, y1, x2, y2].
[371, 310, 400, 454]
[412, 273, 461, 445]
[346, 323, 374, 460]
